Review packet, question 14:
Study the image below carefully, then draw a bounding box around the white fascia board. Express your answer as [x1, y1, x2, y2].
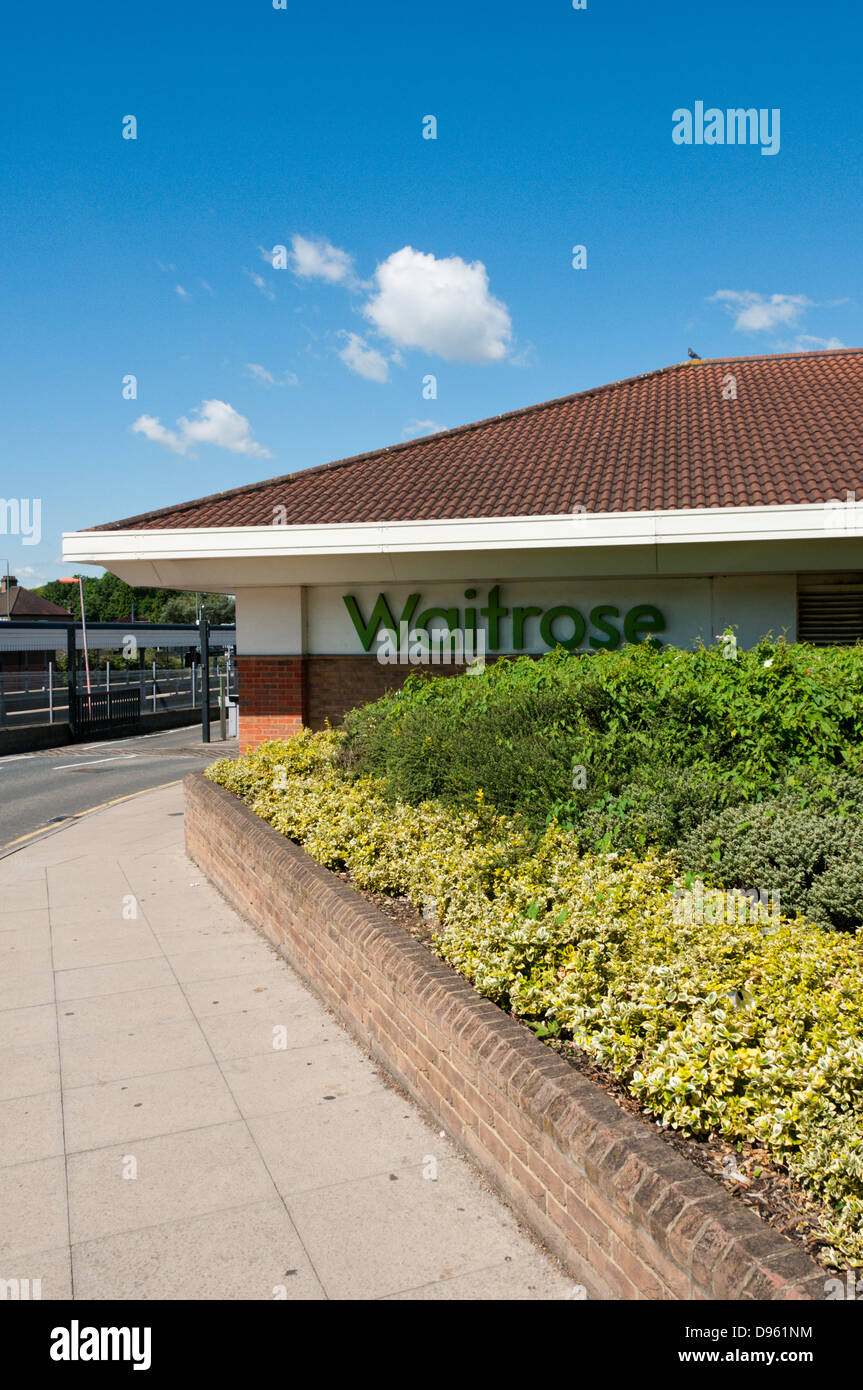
[63, 502, 863, 565]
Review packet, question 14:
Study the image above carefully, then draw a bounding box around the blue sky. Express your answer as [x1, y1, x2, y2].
[2, 0, 861, 584]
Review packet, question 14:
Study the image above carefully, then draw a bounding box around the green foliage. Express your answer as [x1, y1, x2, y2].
[159, 591, 235, 624]
[340, 641, 863, 834]
[678, 771, 863, 932]
[340, 656, 593, 830]
[338, 641, 863, 929]
[574, 764, 729, 854]
[207, 730, 863, 1266]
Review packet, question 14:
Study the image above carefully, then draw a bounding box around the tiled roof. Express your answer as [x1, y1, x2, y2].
[90, 349, 863, 531]
[5, 585, 71, 619]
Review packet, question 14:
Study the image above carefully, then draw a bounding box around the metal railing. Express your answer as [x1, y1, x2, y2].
[74, 689, 142, 736]
[0, 664, 237, 730]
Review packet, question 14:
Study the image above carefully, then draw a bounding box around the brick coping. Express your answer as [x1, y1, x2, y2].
[184, 771, 828, 1301]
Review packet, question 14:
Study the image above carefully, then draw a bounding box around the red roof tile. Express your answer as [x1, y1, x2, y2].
[90, 349, 863, 531]
[4, 584, 72, 619]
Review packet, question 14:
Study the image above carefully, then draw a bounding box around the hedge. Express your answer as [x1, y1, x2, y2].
[337, 641, 863, 930]
[206, 730, 863, 1267]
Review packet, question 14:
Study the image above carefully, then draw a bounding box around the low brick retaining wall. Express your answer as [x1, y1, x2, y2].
[184, 771, 827, 1301]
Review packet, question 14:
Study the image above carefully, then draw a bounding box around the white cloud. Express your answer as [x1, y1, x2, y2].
[132, 400, 271, 458]
[290, 234, 357, 286]
[246, 363, 275, 386]
[178, 400, 271, 456]
[401, 419, 445, 438]
[363, 247, 512, 363]
[709, 290, 813, 333]
[131, 414, 187, 454]
[509, 340, 537, 368]
[243, 268, 275, 300]
[246, 363, 299, 387]
[794, 334, 845, 350]
[175, 284, 190, 299]
[337, 332, 389, 383]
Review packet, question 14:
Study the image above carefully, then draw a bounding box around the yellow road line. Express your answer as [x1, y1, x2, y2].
[0, 780, 183, 854]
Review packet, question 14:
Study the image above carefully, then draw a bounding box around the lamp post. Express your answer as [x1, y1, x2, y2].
[199, 612, 210, 743]
[59, 576, 92, 713]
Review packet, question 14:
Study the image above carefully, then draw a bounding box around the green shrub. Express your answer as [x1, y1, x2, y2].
[207, 731, 863, 1266]
[678, 771, 863, 932]
[574, 764, 729, 854]
[339, 672, 593, 830]
[339, 640, 863, 840]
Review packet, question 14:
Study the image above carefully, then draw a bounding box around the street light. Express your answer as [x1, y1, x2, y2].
[59, 576, 92, 703]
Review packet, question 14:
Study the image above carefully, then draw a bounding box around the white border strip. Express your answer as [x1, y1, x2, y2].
[63, 502, 863, 564]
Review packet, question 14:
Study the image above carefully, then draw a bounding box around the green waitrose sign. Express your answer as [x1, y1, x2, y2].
[343, 586, 665, 653]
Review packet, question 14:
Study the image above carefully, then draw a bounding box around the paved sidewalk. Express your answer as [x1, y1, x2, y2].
[0, 783, 573, 1300]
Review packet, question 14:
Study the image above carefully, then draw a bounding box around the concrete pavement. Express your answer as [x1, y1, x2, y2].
[0, 781, 573, 1300]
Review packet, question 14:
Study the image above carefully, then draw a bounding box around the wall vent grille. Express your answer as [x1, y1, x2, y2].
[798, 584, 863, 646]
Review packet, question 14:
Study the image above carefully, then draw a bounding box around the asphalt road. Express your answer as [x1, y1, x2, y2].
[0, 725, 238, 854]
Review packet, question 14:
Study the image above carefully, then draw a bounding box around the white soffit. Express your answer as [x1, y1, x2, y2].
[63, 502, 863, 565]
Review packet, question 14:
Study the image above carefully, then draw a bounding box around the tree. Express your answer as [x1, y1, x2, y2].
[160, 592, 235, 624]
[34, 575, 234, 624]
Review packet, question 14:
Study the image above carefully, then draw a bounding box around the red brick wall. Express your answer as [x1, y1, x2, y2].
[236, 655, 307, 751]
[184, 771, 827, 1302]
[306, 655, 471, 729]
[237, 653, 474, 746]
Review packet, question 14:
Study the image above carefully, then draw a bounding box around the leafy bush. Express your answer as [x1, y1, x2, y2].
[207, 731, 863, 1266]
[574, 764, 729, 854]
[678, 771, 863, 931]
[338, 640, 863, 843]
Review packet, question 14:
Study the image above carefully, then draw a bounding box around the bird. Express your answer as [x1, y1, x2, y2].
[688, 347, 701, 360]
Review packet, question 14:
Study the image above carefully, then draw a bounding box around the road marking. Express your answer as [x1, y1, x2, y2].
[52, 755, 139, 770]
[77, 729, 207, 750]
[0, 780, 183, 855]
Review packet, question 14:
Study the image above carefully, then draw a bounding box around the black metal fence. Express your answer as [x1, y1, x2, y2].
[0, 620, 237, 734]
[74, 689, 141, 736]
[0, 667, 238, 730]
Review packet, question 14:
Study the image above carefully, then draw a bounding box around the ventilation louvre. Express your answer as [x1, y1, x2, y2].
[798, 584, 863, 646]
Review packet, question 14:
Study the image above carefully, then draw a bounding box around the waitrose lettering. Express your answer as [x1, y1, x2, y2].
[343, 586, 666, 653]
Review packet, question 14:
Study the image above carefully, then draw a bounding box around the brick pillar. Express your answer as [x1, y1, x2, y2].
[236, 655, 307, 752]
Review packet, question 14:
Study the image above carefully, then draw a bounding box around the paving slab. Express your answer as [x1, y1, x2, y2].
[0, 1155, 68, 1262]
[0, 1091, 64, 1167]
[63, 1063, 240, 1153]
[0, 908, 51, 934]
[0, 969, 55, 1013]
[66, 1121, 278, 1244]
[57, 983, 194, 1039]
[72, 1201, 325, 1301]
[0, 782, 574, 1300]
[0, 1041, 61, 1102]
[0, 1002, 56, 1050]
